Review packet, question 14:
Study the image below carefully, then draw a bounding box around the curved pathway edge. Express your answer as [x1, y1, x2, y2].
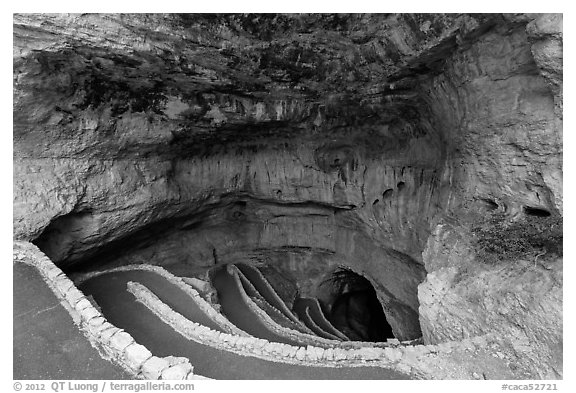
[13, 241, 209, 380]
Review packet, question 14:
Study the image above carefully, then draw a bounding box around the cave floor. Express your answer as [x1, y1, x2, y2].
[13, 263, 131, 380]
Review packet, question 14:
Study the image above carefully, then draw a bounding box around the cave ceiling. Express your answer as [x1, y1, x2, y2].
[14, 13, 506, 158]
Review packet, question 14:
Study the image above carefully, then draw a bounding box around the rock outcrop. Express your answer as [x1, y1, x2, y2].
[13, 13, 562, 378]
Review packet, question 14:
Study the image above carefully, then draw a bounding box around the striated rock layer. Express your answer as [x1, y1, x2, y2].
[13, 13, 562, 377]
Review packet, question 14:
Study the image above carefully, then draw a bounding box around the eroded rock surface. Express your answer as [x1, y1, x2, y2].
[13, 13, 562, 377]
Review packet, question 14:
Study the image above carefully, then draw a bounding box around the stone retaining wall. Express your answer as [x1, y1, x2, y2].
[73, 264, 250, 337]
[231, 266, 358, 348]
[128, 280, 510, 379]
[236, 267, 317, 335]
[231, 265, 402, 349]
[302, 306, 342, 340]
[78, 263, 391, 350]
[235, 264, 303, 323]
[129, 281, 393, 367]
[13, 241, 209, 380]
[181, 277, 210, 294]
[302, 297, 350, 340]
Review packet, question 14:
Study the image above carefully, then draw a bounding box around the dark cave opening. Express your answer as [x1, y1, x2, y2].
[323, 268, 395, 341]
[480, 198, 499, 211]
[524, 206, 551, 217]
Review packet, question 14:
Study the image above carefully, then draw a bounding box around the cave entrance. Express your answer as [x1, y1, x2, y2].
[322, 268, 395, 341]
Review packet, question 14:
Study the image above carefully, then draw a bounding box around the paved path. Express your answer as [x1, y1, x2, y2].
[212, 267, 303, 346]
[13, 263, 131, 380]
[81, 269, 410, 379]
[79, 271, 224, 332]
[236, 268, 312, 333]
[235, 264, 299, 322]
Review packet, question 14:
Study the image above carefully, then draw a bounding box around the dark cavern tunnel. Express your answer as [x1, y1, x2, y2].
[14, 13, 563, 380]
[322, 267, 395, 342]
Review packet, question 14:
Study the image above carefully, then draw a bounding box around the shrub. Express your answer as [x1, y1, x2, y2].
[471, 211, 563, 265]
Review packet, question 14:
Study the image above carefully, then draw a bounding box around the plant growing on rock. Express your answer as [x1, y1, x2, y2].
[471, 211, 562, 265]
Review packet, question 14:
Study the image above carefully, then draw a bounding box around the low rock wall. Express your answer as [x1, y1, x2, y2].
[235, 267, 317, 335]
[232, 265, 401, 348]
[302, 306, 342, 340]
[13, 241, 209, 380]
[129, 281, 392, 367]
[236, 264, 305, 324]
[128, 280, 510, 379]
[73, 264, 250, 337]
[231, 267, 360, 348]
[78, 263, 389, 349]
[181, 277, 210, 294]
[303, 297, 350, 340]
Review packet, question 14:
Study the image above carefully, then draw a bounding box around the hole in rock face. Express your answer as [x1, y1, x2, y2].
[232, 211, 245, 219]
[480, 198, 499, 211]
[382, 189, 394, 199]
[524, 206, 551, 217]
[396, 182, 405, 191]
[229, 200, 248, 221]
[323, 268, 394, 341]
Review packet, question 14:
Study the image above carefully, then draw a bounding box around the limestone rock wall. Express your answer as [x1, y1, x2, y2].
[412, 14, 563, 377]
[418, 222, 562, 378]
[417, 204, 563, 378]
[419, 260, 562, 379]
[25, 143, 444, 262]
[422, 14, 562, 217]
